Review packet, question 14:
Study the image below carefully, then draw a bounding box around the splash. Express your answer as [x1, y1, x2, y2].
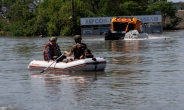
[124, 35, 170, 40]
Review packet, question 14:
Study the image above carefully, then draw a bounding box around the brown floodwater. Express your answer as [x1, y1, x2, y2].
[0, 30, 184, 110]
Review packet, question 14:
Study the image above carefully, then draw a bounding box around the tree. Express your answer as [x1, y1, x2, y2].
[165, 16, 182, 30]
[146, 1, 178, 27]
[178, 2, 184, 10]
[0, 0, 182, 36]
[119, 1, 143, 16]
[79, 0, 110, 16]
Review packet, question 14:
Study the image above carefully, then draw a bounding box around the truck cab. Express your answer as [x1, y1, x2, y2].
[105, 17, 143, 40]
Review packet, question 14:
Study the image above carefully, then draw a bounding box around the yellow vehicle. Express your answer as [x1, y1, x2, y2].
[105, 17, 143, 40]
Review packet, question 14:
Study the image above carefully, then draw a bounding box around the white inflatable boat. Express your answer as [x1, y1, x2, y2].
[27, 57, 106, 71]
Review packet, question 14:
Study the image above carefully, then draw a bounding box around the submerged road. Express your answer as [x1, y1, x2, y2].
[0, 30, 184, 110]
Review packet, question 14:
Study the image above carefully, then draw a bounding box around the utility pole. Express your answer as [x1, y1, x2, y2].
[71, 0, 75, 36]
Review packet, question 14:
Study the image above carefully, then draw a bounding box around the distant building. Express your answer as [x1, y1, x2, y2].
[80, 15, 163, 36]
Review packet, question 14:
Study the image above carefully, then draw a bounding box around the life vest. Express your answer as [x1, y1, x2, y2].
[43, 43, 61, 61]
[73, 43, 87, 59]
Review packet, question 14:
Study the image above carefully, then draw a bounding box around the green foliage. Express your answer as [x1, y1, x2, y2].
[60, 25, 71, 36]
[0, 31, 5, 36]
[120, 1, 143, 16]
[178, 2, 184, 10]
[0, 0, 182, 36]
[0, 17, 10, 36]
[10, 21, 24, 36]
[165, 17, 182, 29]
[146, 1, 178, 27]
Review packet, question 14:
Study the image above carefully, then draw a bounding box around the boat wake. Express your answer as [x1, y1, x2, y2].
[124, 36, 170, 40]
[123, 30, 170, 41]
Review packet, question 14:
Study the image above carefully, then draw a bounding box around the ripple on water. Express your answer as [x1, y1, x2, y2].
[1, 32, 184, 109]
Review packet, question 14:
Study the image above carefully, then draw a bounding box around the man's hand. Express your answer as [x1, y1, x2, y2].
[53, 56, 58, 59]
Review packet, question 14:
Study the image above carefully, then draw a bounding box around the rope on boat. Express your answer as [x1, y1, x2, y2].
[92, 58, 99, 71]
[92, 57, 99, 80]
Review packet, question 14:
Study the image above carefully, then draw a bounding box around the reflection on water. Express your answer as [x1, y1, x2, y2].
[105, 40, 150, 74]
[1, 31, 184, 109]
[30, 70, 106, 83]
[28, 71, 107, 110]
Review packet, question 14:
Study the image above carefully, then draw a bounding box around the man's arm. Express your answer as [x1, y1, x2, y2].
[64, 45, 75, 57]
[64, 50, 73, 56]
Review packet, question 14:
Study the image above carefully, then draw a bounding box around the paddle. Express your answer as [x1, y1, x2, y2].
[40, 53, 65, 73]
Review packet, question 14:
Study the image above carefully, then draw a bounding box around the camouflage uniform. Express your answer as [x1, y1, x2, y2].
[63, 35, 87, 63]
[70, 43, 87, 59]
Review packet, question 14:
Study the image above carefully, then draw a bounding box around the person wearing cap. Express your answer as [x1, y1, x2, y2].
[64, 35, 87, 60]
[43, 36, 66, 61]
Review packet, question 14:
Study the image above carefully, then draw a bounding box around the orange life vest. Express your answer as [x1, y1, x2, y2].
[43, 43, 60, 61]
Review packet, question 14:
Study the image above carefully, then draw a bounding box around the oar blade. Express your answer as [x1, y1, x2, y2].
[40, 70, 44, 73]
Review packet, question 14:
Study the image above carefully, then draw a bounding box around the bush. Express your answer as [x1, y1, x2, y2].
[0, 31, 5, 36]
[60, 26, 71, 36]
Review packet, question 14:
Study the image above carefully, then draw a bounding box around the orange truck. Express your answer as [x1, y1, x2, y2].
[105, 17, 143, 40]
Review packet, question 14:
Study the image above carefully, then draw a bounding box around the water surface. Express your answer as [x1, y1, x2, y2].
[0, 30, 184, 110]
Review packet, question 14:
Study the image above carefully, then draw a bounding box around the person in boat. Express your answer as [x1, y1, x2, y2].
[43, 36, 66, 62]
[80, 49, 94, 59]
[64, 35, 87, 61]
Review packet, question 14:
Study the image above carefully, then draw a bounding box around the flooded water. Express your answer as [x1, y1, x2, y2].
[1, 30, 184, 110]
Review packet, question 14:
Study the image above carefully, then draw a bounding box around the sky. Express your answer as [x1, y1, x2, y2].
[168, 0, 184, 2]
